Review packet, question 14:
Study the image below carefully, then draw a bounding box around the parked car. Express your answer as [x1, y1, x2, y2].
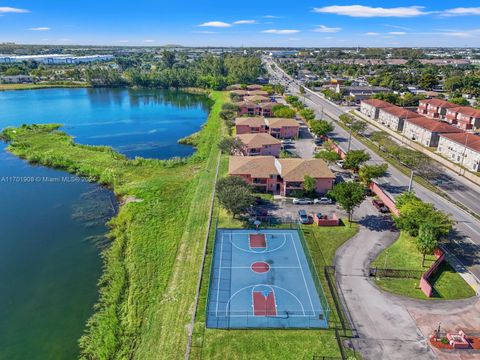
[298, 210, 309, 224]
[314, 197, 333, 205]
[293, 198, 313, 205]
[282, 139, 294, 145]
[314, 137, 323, 145]
[336, 160, 345, 168]
[372, 199, 389, 213]
[352, 173, 360, 182]
[364, 188, 374, 197]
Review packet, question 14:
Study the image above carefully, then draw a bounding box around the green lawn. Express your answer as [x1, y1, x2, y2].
[372, 232, 476, 300]
[190, 183, 360, 359]
[1, 91, 227, 360]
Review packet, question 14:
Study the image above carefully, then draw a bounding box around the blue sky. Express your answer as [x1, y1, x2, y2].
[1, 1, 480, 47]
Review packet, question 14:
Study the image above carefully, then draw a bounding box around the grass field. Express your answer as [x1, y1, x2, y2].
[1, 91, 227, 359]
[0, 82, 90, 91]
[372, 232, 476, 300]
[190, 166, 360, 359]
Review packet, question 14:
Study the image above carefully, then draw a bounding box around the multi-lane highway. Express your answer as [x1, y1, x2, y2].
[264, 56, 480, 280]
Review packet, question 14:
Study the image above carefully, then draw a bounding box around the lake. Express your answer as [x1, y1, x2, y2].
[0, 88, 210, 359]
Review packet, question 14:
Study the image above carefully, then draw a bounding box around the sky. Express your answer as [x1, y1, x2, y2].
[1, 1, 480, 47]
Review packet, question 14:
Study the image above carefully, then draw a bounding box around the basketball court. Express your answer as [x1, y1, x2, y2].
[206, 229, 329, 329]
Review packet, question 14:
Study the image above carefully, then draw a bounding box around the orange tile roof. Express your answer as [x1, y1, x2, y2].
[448, 106, 480, 119]
[419, 98, 457, 108]
[277, 158, 334, 181]
[228, 156, 278, 178]
[235, 117, 266, 126]
[265, 118, 300, 128]
[380, 106, 419, 119]
[236, 133, 281, 147]
[405, 117, 464, 133]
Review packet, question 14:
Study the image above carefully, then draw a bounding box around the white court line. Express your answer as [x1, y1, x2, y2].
[228, 233, 287, 254]
[224, 283, 306, 317]
[215, 232, 226, 317]
[290, 233, 315, 314]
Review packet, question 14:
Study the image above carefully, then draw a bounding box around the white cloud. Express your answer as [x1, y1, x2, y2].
[142, 39, 155, 43]
[442, 7, 480, 16]
[113, 40, 130, 43]
[28, 27, 51, 31]
[383, 24, 413, 31]
[0, 7, 29, 13]
[313, 5, 428, 18]
[262, 29, 300, 34]
[388, 31, 407, 35]
[199, 21, 231, 28]
[364, 32, 380, 36]
[233, 20, 257, 25]
[313, 25, 342, 33]
[193, 30, 216, 34]
[263, 15, 283, 19]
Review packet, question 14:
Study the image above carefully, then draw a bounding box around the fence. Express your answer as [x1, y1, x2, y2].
[369, 267, 424, 279]
[296, 223, 331, 325]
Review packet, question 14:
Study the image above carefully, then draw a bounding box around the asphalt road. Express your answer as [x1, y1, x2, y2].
[264, 57, 480, 280]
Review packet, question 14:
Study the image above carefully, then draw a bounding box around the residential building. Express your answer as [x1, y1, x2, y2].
[0, 75, 34, 84]
[403, 117, 463, 147]
[360, 99, 392, 120]
[236, 101, 278, 117]
[341, 85, 391, 103]
[418, 99, 457, 120]
[235, 133, 282, 157]
[377, 106, 421, 131]
[228, 156, 335, 196]
[438, 133, 480, 172]
[235, 117, 267, 135]
[265, 118, 300, 139]
[0, 54, 113, 64]
[445, 107, 480, 130]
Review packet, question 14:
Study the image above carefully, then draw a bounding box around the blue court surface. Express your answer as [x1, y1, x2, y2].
[206, 229, 329, 329]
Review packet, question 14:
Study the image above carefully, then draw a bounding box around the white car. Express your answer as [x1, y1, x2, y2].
[336, 160, 345, 168]
[292, 198, 313, 205]
[314, 197, 333, 205]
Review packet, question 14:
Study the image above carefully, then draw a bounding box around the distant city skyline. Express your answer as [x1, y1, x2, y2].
[1, 1, 480, 47]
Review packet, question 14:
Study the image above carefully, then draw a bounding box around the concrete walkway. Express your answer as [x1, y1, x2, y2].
[334, 206, 436, 360]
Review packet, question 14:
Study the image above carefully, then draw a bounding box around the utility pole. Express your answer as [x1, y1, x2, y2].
[408, 169, 414, 192]
[347, 126, 353, 152]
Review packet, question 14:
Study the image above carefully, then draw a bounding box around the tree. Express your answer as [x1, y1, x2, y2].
[310, 120, 334, 138]
[415, 224, 438, 267]
[315, 150, 340, 164]
[217, 137, 244, 154]
[358, 164, 388, 186]
[216, 176, 255, 218]
[419, 72, 438, 90]
[328, 182, 366, 223]
[161, 50, 176, 69]
[272, 105, 296, 118]
[350, 120, 368, 135]
[299, 108, 315, 122]
[303, 175, 316, 195]
[344, 150, 371, 172]
[450, 97, 469, 106]
[394, 192, 453, 238]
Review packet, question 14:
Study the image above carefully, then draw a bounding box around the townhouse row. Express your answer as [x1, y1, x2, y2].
[361, 98, 480, 172]
[418, 98, 480, 130]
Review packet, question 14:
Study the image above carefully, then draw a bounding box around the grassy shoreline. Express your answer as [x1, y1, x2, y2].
[1, 91, 227, 359]
[0, 82, 90, 91]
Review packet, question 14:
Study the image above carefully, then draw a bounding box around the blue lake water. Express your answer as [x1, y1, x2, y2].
[0, 88, 210, 359]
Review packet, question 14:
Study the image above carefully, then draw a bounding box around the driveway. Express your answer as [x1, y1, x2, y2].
[335, 202, 436, 360]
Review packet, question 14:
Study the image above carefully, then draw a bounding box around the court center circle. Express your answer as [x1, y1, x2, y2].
[251, 261, 270, 273]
